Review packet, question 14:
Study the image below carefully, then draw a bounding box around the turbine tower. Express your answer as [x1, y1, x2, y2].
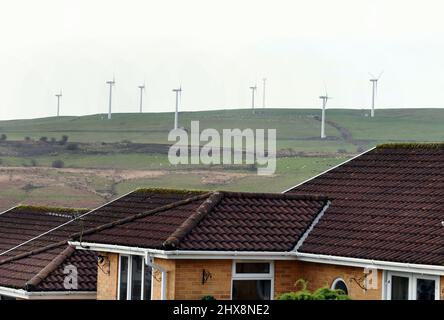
[319, 88, 331, 139]
[138, 83, 145, 113]
[172, 86, 182, 130]
[106, 76, 115, 120]
[249, 85, 257, 113]
[369, 71, 383, 118]
[262, 78, 267, 108]
[55, 90, 62, 117]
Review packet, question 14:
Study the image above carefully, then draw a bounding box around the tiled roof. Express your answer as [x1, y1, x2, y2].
[77, 192, 329, 252]
[287, 144, 444, 265]
[0, 189, 205, 292]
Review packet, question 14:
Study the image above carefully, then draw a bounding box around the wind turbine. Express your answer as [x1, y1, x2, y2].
[369, 71, 383, 118]
[55, 90, 62, 117]
[138, 83, 145, 113]
[106, 76, 115, 120]
[319, 86, 332, 139]
[262, 78, 267, 109]
[172, 86, 182, 130]
[249, 85, 257, 113]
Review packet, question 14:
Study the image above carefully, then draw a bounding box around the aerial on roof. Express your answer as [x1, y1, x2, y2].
[73, 191, 329, 252]
[287, 143, 444, 266]
[0, 189, 206, 292]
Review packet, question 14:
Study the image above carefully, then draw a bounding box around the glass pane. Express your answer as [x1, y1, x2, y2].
[333, 280, 348, 295]
[144, 264, 152, 300]
[391, 275, 409, 300]
[235, 263, 270, 274]
[416, 279, 435, 300]
[232, 280, 271, 300]
[131, 256, 143, 300]
[119, 256, 129, 300]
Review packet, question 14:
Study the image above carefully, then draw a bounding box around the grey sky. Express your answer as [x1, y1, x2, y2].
[1, 0, 444, 120]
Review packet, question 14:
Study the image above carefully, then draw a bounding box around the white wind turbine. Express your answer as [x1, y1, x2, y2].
[319, 85, 332, 139]
[172, 86, 182, 130]
[106, 75, 115, 120]
[369, 71, 383, 118]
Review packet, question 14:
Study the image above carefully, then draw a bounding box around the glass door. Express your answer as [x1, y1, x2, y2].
[386, 271, 439, 300]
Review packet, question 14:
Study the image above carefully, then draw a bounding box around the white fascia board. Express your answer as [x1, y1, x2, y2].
[69, 241, 295, 260]
[295, 252, 444, 276]
[0, 286, 96, 300]
[69, 242, 444, 275]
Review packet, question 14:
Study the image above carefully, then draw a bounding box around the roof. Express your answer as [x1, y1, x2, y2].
[286, 144, 444, 266]
[75, 191, 329, 252]
[0, 188, 205, 292]
[0, 206, 95, 291]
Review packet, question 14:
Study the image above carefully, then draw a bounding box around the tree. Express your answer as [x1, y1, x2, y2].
[59, 135, 69, 145]
[0, 134, 7, 141]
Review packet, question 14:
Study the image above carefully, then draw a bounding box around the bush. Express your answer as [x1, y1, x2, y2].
[51, 159, 65, 168]
[276, 279, 351, 300]
[66, 143, 79, 151]
[0, 134, 7, 141]
[39, 136, 48, 142]
[30, 159, 38, 167]
[24, 136, 31, 142]
[59, 135, 69, 145]
[201, 295, 216, 300]
[50, 137, 57, 144]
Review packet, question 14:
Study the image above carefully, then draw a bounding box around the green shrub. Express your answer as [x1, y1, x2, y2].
[59, 135, 69, 145]
[0, 134, 7, 141]
[66, 143, 79, 151]
[52, 159, 65, 168]
[201, 295, 216, 300]
[277, 279, 351, 300]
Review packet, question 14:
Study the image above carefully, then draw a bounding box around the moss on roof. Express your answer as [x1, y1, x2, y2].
[376, 142, 444, 150]
[133, 187, 208, 194]
[15, 205, 89, 214]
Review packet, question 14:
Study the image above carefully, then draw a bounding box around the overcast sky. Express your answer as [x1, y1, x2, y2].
[1, 0, 444, 119]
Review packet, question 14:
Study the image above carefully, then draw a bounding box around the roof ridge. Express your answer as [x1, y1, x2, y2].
[216, 191, 328, 201]
[14, 205, 89, 214]
[70, 192, 214, 244]
[376, 142, 444, 149]
[292, 200, 331, 252]
[24, 245, 76, 291]
[163, 191, 224, 249]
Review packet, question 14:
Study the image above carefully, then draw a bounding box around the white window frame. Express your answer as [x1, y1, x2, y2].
[117, 254, 153, 300]
[231, 261, 274, 300]
[385, 271, 440, 300]
[331, 277, 349, 294]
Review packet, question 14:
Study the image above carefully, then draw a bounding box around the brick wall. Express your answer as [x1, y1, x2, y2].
[96, 254, 444, 301]
[152, 258, 176, 300]
[174, 259, 232, 300]
[96, 252, 119, 300]
[275, 260, 382, 300]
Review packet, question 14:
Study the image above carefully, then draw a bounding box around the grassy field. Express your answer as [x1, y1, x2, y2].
[0, 108, 443, 210]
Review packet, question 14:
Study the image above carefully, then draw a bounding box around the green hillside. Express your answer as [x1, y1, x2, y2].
[0, 108, 443, 210]
[2, 108, 443, 151]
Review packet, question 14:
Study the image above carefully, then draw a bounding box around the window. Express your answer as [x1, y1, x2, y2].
[232, 261, 274, 300]
[385, 271, 439, 300]
[118, 255, 152, 300]
[331, 278, 348, 295]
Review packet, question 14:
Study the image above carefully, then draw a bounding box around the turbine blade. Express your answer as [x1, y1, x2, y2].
[378, 70, 384, 80]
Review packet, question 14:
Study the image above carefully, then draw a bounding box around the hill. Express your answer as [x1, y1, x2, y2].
[0, 108, 443, 210]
